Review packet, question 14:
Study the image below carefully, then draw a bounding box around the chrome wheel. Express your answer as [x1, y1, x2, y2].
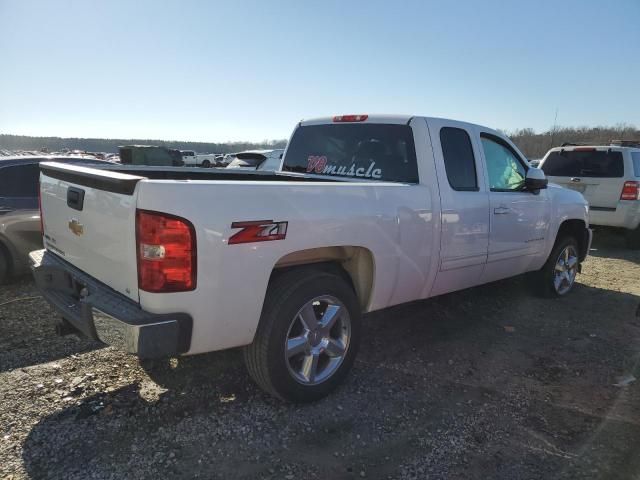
[285, 295, 351, 386]
[553, 245, 578, 295]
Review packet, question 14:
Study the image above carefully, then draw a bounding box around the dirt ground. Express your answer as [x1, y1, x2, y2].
[1, 229, 639, 480]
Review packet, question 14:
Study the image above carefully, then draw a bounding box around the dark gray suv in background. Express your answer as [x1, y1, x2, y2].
[0, 156, 108, 282]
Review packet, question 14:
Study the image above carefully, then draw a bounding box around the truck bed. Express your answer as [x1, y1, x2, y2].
[95, 165, 340, 182]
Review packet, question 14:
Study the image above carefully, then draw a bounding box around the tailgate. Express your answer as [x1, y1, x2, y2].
[39, 162, 144, 301]
[547, 176, 624, 209]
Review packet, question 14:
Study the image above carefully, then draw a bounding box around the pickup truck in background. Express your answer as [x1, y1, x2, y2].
[31, 114, 592, 402]
[119, 145, 184, 167]
[180, 150, 221, 168]
[539, 142, 640, 248]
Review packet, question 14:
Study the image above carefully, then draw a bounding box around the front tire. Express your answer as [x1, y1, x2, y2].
[626, 226, 640, 250]
[531, 236, 580, 298]
[244, 268, 361, 402]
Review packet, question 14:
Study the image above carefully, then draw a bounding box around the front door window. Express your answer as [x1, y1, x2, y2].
[481, 137, 526, 191]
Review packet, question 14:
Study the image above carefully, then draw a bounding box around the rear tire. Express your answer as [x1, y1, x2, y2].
[201, 160, 211, 168]
[530, 236, 580, 298]
[0, 248, 8, 284]
[625, 226, 640, 250]
[244, 268, 361, 403]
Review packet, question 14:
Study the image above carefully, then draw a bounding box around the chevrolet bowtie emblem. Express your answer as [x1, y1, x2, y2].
[68, 219, 84, 236]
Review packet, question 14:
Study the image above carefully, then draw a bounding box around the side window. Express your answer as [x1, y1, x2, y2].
[440, 127, 478, 191]
[481, 135, 527, 191]
[632, 152, 640, 177]
[0, 163, 40, 198]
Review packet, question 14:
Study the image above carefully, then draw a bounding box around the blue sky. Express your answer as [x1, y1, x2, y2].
[1, 0, 639, 142]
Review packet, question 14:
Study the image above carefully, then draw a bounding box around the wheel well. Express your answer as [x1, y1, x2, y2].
[271, 246, 374, 310]
[556, 219, 588, 260]
[0, 240, 12, 274]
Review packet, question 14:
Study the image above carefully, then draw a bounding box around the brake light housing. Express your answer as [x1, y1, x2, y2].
[136, 210, 196, 292]
[333, 114, 368, 123]
[621, 181, 640, 201]
[38, 184, 44, 235]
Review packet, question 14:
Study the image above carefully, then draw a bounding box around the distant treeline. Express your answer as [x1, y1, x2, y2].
[508, 124, 640, 159]
[0, 134, 287, 154]
[2, 125, 639, 160]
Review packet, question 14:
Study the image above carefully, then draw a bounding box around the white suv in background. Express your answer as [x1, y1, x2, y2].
[539, 142, 640, 248]
[225, 149, 285, 171]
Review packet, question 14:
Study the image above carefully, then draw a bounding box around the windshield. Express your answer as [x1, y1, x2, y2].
[282, 123, 419, 183]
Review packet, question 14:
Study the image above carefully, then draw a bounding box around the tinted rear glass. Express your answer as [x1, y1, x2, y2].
[542, 150, 624, 178]
[0, 163, 40, 197]
[282, 124, 418, 183]
[440, 127, 478, 191]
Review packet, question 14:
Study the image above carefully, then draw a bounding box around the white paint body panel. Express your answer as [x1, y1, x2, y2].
[39, 116, 590, 355]
[136, 180, 439, 353]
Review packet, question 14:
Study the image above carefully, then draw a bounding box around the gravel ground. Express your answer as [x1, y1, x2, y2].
[1, 229, 639, 480]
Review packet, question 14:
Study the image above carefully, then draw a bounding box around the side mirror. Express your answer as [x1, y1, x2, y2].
[525, 168, 548, 191]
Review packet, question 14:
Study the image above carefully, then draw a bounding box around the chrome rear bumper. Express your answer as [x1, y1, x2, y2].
[30, 249, 192, 358]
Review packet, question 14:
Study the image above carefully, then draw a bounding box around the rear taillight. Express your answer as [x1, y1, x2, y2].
[136, 210, 196, 292]
[38, 184, 44, 235]
[333, 114, 368, 122]
[620, 181, 640, 201]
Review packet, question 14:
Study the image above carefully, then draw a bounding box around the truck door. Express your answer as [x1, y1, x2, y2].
[427, 119, 490, 296]
[476, 131, 551, 282]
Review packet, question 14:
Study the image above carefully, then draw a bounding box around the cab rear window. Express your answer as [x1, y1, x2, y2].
[542, 150, 624, 178]
[282, 124, 418, 183]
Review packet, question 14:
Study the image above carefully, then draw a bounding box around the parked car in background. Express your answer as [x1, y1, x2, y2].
[529, 159, 542, 168]
[180, 150, 218, 168]
[226, 149, 285, 171]
[539, 141, 640, 248]
[220, 153, 235, 166]
[31, 115, 591, 402]
[0, 156, 109, 282]
[181, 150, 198, 165]
[119, 145, 184, 166]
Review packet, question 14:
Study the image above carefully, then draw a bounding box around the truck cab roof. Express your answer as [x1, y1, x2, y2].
[299, 114, 503, 137]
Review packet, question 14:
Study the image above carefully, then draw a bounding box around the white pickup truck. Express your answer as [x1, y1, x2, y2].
[31, 115, 592, 402]
[180, 150, 219, 168]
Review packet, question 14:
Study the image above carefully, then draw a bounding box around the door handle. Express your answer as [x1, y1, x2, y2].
[494, 206, 511, 215]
